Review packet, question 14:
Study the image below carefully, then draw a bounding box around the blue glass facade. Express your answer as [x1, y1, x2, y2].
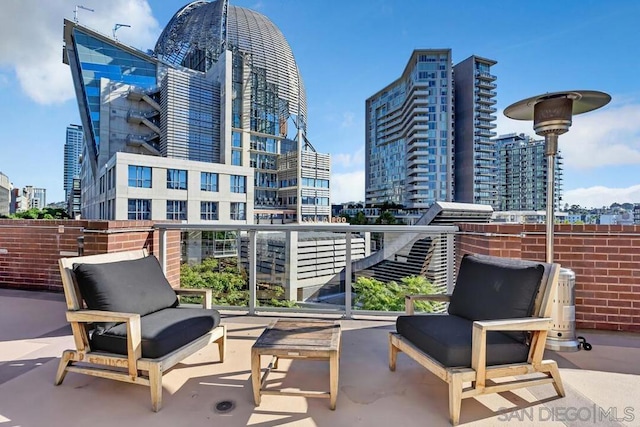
[366, 50, 453, 209]
[72, 29, 157, 157]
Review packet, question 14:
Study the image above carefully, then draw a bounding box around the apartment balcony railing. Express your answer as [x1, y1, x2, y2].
[475, 80, 497, 90]
[475, 104, 497, 113]
[475, 70, 497, 81]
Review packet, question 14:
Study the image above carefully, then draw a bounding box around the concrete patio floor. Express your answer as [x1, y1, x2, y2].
[1, 288, 639, 427]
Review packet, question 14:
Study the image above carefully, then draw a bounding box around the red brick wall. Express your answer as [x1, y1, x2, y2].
[457, 223, 640, 332]
[0, 220, 181, 291]
[0, 220, 87, 291]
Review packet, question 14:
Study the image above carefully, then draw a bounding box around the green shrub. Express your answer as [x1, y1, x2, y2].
[353, 275, 440, 312]
[179, 258, 297, 308]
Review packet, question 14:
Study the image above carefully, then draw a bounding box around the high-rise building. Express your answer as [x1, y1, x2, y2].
[22, 186, 46, 209]
[365, 49, 454, 210]
[495, 133, 563, 211]
[0, 172, 11, 217]
[64, 124, 83, 202]
[365, 50, 498, 212]
[62, 0, 330, 223]
[453, 56, 498, 207]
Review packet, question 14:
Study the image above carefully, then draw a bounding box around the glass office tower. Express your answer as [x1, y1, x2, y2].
[63, 124, 84, 202]
[63, 0, 329, 222]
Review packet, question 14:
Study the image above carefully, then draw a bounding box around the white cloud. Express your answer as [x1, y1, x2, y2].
[331, 170, 365, 204]
[563, 184, 640, 209]
[332, 145, 365, 169]
[0, 0, 160, 105]
[341, 111, 355, 128]
[496, 99, 640, 170]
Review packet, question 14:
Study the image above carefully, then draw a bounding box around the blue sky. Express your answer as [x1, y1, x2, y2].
[1, 0, 640, 208]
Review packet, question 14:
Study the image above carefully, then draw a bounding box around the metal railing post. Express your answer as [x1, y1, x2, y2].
[248, 230, 257, 315]
[159, 227, 167, 275]
[446, 232, 455, 295]
[345, 232, 352, 319]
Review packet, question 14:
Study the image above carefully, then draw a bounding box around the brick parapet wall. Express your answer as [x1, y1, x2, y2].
[2, 219, 638, 332]
[457, 223, 640, 332]
[0, 220, 181, 291]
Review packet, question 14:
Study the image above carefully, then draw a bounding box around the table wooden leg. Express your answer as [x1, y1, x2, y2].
[251, 348, 261, 406]
[329, 350, 339, 410]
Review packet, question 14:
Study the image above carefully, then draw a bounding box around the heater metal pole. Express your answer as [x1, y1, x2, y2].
[545, 133, 558, 264]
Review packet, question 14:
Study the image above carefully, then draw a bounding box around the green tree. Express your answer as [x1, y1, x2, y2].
[9, 207, 68, 219]
[180, 257, 296, 308]
[353, 275, 439, 312]
[350, 211, 369, 225]
[375, 211, 397, 225]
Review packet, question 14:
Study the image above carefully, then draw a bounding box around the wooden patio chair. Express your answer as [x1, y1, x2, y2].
[389, 254, 564, 425]
[55, 249, 226, 411]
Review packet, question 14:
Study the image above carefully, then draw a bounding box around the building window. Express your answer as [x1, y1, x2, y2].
[167, 200, 187, 220]
[232, 131, 242, 147]
[107, 167, 115, 190]
[201, 172, 218, 192]
[230, 202, 246, 220]
[230, 175, 246, 193]
[200, 201, 219, 220]
[231, 149, 242, 166]
[167, 169, 187, 190]
[128, 199, 151, 220]
[128, 165, 152, 188]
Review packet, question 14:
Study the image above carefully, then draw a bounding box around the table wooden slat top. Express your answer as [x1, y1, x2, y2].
[253, 319, 341, 353]
[251, 319, 342, 409]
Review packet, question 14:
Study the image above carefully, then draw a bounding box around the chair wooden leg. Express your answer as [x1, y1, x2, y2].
[389, 334, 398, 371]
[547, 361, 565, 397]
[217, 326, 227, 362]
[329, 349, 339, 410]
[54, 350, 74, 385]
[149, 363, 163, 412]
[251, 349, 261, 406]
[449, 373, 463, 426]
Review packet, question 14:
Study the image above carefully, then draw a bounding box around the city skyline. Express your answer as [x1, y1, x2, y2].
[1, 0, 640, 208]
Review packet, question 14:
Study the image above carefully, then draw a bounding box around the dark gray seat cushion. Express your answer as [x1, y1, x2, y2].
[73, 255, 179, 326]
[91, 307, 221, 359]
[448, 254, 544, 343]
[396, 314, 529, 367]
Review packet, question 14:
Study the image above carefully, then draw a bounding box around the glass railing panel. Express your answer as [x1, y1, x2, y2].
[349, 230, 451, 314]
[179, 229, 249, 309]
[160, 224, 458, 317]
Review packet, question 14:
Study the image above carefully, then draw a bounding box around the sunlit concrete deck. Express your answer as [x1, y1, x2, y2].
[1, 288, 639, 426]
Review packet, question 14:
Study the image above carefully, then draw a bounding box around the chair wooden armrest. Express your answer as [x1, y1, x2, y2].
[474, 317, 552, 331]
[405, 294, 451, 314]
[66, 310, 141, 378]
[66, 309, 140, 323]
[471, 317, 553, 389]
[174, 288, 212, 308]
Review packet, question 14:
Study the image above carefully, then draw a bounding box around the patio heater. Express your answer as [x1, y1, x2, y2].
[504, 90, 611, 351]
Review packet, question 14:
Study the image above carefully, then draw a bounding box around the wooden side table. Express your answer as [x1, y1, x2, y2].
[251, 319, 342, 409]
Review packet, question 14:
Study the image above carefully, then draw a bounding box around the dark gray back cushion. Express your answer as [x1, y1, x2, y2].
[448, 254, 545, 322]
[73, 255, 179, 318]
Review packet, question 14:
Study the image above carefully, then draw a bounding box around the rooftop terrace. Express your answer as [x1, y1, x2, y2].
[1, 219, 639, 425]
[2, 288, 639, 426]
